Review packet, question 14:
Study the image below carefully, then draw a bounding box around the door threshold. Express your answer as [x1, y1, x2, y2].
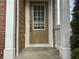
[26, 44, 53, 48]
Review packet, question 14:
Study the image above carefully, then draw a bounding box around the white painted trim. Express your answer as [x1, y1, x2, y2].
[16, 0, 19, 56]
[48, 0, 53, 47]
[25, 0, 53, 48]
[4, 0, 15, 59]
[27, 44, 52, 47]
[25, 0, 30, 47]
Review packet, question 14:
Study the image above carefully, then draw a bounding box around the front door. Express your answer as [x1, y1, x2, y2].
[25, 0, 53, 47]
[30, 2, 48, 44]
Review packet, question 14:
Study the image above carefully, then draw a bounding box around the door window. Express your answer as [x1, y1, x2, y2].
[32, 4, 45, 30]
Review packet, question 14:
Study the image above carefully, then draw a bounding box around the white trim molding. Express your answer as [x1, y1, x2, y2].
[48, 0, 53, 47]
[16, 0, 19, 56]
[25, 0, 53, 48]
[25, 0, 30, 47]
[28, 44, 52, 47]
[4, 0, 15, 59]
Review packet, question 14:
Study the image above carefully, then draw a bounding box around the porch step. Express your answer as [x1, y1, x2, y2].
[15, 47, 61, 59]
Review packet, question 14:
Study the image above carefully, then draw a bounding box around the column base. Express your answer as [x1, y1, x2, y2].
[60, 47, 71, 59]
[3, 48, 15, 59]
[55, 44, 60, 50]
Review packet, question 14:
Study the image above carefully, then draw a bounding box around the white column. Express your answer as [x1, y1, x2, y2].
[60, 0, 71, 59]
[4, 0, 15, 59]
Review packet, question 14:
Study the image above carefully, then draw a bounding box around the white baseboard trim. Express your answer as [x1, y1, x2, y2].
[4, 48, 15, 59]
[59, 47, 71, 59]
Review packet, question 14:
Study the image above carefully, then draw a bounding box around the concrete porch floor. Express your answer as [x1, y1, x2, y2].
[15, 47, 61, 59]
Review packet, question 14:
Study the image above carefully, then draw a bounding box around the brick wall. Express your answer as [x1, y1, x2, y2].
[0, 0, 6, 55]
[19, 0, 25, 52]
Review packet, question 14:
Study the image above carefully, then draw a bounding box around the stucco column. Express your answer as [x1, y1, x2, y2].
[60, 0, 71, 59]
[4, 0, 15, 59]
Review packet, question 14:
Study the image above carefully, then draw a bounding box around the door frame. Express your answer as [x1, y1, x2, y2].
[25, 0, 54, 48]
